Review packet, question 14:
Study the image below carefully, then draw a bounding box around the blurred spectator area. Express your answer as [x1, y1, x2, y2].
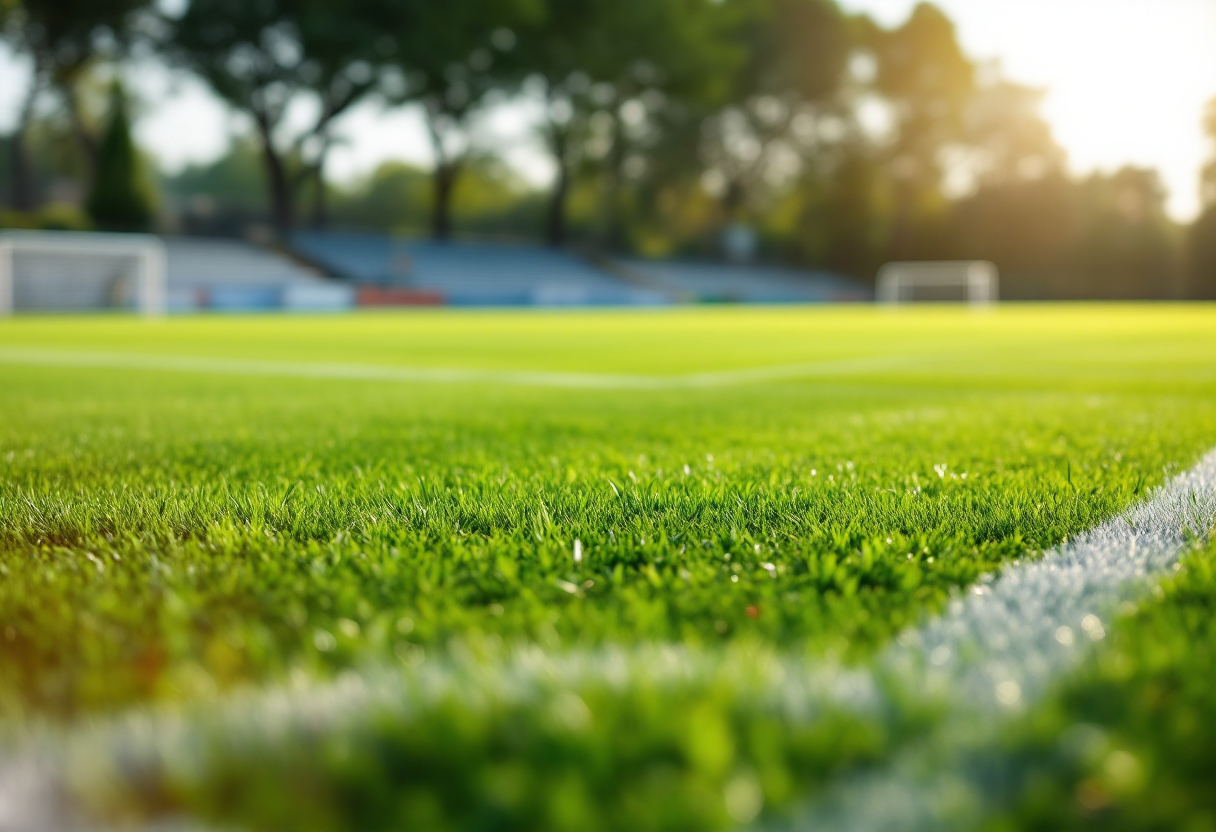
[6, 235, 341, 313]
[291, 233, 866, 306]
[6, 230, 867, 312]
[164, 238, 337, 312]
[292, 233, 666, 306]
[618, 260, 870, 304]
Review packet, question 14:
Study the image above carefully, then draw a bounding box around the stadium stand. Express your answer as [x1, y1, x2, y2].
[616, 260, 871, 304]
[3, 229, 867, 314]
[1, 232, 352, 314]
[164, 237, 351, 312]
[291, 233, 671, 307]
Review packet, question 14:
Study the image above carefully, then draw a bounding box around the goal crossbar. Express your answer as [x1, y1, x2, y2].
[876, 260, 999, 306]
[0, 230, 167, 316]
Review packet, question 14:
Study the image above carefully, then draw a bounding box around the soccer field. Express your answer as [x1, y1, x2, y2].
[2, 306, 1215, 831]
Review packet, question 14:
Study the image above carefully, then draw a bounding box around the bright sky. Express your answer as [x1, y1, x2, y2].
[840, 0, 1216, 219]
[2, 0, 1215, 219]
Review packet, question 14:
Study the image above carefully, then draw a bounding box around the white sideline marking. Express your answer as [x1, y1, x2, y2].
[0, 347, 916, 390]
[780, 445, 1216, 831]
[2, 449, 1215, 832]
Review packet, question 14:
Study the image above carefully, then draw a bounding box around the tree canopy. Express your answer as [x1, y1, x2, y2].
[376, 0, 539, 239]
[162, 0, 395, 234]
[86, 80, 154, 231]
[0, 0, 150, 208]
[0, 0, 1204, 300]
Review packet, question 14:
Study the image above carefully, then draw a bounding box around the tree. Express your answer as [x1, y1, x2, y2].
[1188, 207, 1216, 299]
[0, 0, 149, 210]
[698, 0, 854, 233]
[871, 2, 975, 258]
[939, 75, 1072, 296]
[1202, 97, 1216, 211]
[377, 0, 537, 240]
[963, 77, 1066, 188]
[163, 0, 393, 237]
[1186, 97, 1216, 298]
[818, 149, 890, 279]
[515, 0, 739, 247]
[161, 137, 267, 236]
[85, 80, 154, 231]
[592, 0, 742, 253]
[1074, 167, 1177, 299]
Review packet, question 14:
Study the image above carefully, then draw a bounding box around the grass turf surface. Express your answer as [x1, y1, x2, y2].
[978, 534, 1216, 832]
[1, 305, 1214, 829]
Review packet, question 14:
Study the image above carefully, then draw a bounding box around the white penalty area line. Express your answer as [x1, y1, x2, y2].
[0, 347, 919, 390]
[3, 447, 1215, 832]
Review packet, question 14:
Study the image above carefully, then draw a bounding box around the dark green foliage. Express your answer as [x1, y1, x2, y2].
[85, 81, 154, 231]
[1186, 205, 1216, 299]
[324, 159, 545, 238]
[161, 0, 392, 234]
[373, 0, 539, 239]
[516, 0, 745, 245]
[951, 167, 1181, 300]
[160, 137, 266, 236]
[0, 0, 152, 190]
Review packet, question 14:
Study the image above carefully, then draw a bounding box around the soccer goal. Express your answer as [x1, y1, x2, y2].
[0, 230, 167, 316]
[876, 261, 999, 306]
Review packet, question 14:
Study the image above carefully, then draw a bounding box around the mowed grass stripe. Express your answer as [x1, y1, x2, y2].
[1, 306, 1214, 377]
[0, 347, 922, 390]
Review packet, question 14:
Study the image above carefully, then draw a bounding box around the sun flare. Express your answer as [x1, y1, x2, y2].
[844, 0, 1216, 219]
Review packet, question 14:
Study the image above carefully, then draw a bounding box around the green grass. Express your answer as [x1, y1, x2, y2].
[1, 305, 1215, 830]
[976, 536, 1216, 832]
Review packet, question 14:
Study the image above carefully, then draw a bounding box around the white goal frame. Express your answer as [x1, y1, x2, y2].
[0, 230, 167, 317]
[876, 261, 998, 306]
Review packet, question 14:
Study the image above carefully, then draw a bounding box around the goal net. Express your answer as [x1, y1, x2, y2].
[0, 230, 167, 316]
[876, 261, 998, 306]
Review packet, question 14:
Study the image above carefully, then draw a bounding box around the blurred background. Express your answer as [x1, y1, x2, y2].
[1, 0, 1216, 306]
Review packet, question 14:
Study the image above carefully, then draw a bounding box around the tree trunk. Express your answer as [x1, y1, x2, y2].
[309, 152, 329, 231]
[542, 98, 572, 248]
[546, 161, 570, 247]
[721, 177, 745, 224]
[890, 185, 913, 261]
[256, 123, 294, 238]
[8, 68, 42, 211]
[61, 82, 99, 177]
[601, 114, 626, 253]
[423, 103, 465, 241]
[431, 162, 459, 240]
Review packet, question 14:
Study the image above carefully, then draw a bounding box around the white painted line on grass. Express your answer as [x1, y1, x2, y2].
[2, 448, 1215, 832]
[0, 348, 918, 390]
[778, 445, 1216, 831]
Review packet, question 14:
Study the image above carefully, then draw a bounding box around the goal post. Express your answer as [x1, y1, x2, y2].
[876, 261, 999, 306]
[0, 230, 167, 317]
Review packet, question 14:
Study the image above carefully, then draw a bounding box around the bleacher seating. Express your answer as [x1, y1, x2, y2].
[4, 230, 867, 314]
[291, 232, 867, 307]
[291, 233, 669, 307]
[617, 260, 871, 304]
[8, 231, 867, 313]
[3, 233, 347, 313]
[164, 237, 346, 311]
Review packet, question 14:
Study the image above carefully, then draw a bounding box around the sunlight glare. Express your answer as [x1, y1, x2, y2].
[842, 0, 1216, 219]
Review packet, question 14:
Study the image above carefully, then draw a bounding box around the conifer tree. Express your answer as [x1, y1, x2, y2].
[86, 80, 154, 231]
